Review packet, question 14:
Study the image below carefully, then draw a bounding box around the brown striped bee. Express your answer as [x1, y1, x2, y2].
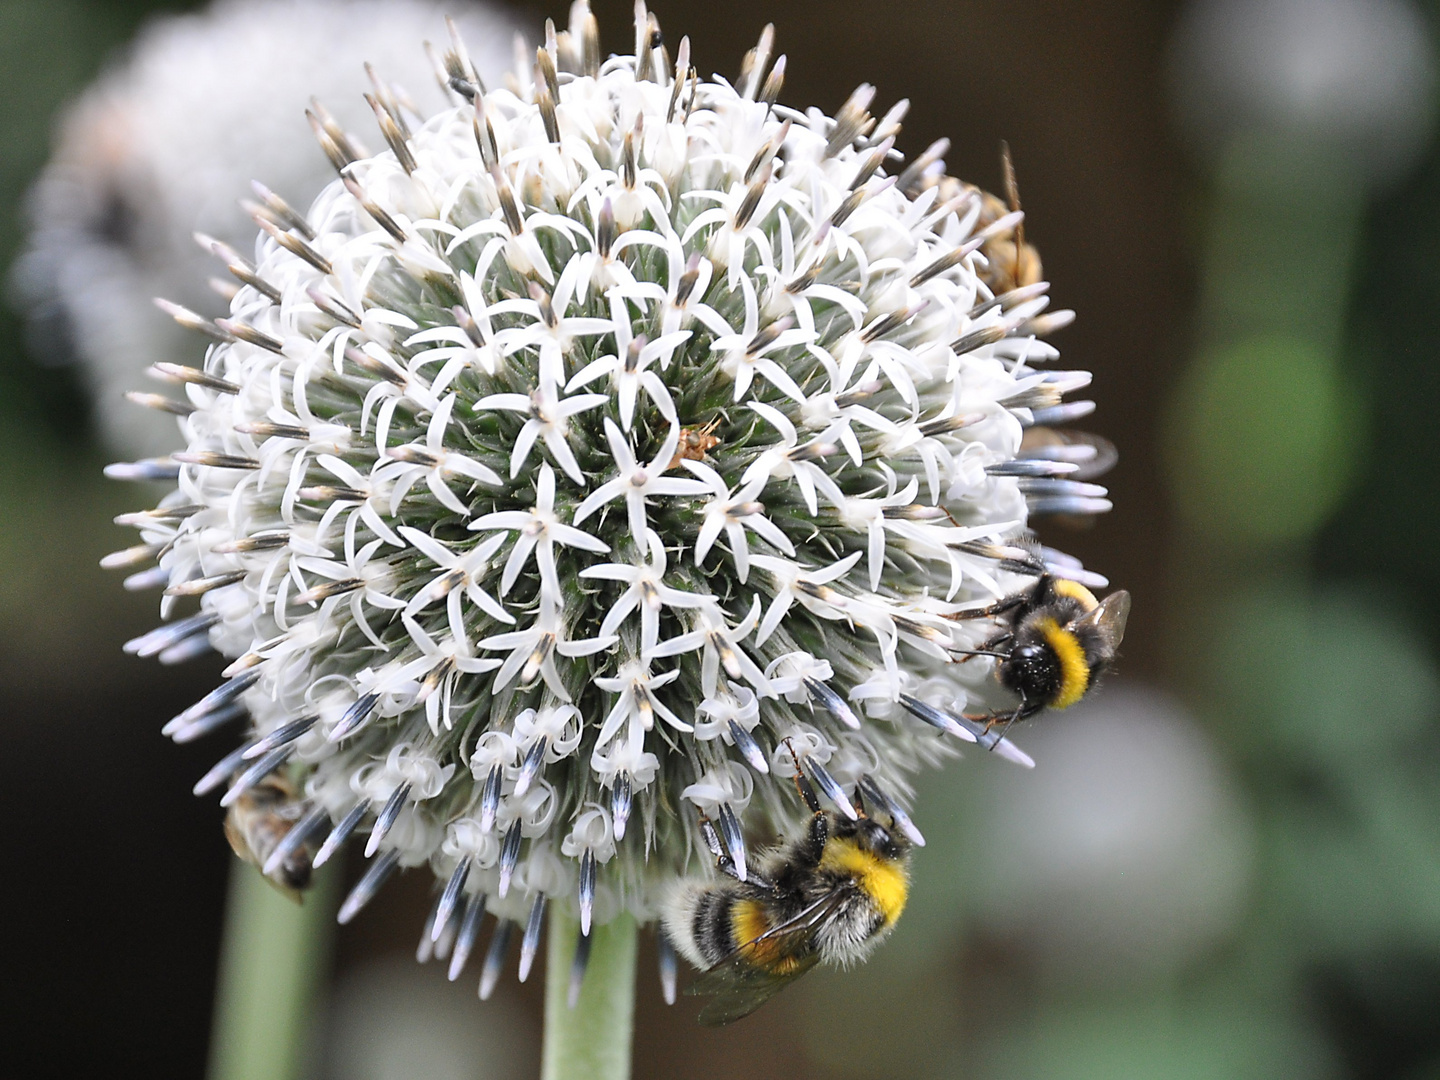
[960, 573, 1131, 728]
[663, 770, 910, 1025]
[224, 772, 316, 901]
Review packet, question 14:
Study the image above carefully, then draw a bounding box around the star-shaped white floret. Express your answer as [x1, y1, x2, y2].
[836, 473, 924, 590]
[473, 383, 607, 483]
[648, 596, 773, 699]
[397, 527, 514, 646]
[572, 419, 710, 547]
[289, 537, 406, 647]
[399, 615, 503, 733]
[683, 459, 795, 584]
[707, 274, 813, 402]
[475, 598, 615, 702]
[750, 550, 862, 646]
[593, 657, 688, 746]
[740, 401, 845, 516]
[566, 294, 691, 431]
[468, 464, 610, 596]
[375, 393, 502, 518]
[579, 529, 715, 653]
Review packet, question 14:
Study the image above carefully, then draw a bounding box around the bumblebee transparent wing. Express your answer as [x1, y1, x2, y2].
[1074, 589, 1130, 651]
[686, 886, 852, 1026]
[692, 950, 822, 1025]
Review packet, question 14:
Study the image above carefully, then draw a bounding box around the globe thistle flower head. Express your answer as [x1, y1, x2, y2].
[106, 2, 1116, 996]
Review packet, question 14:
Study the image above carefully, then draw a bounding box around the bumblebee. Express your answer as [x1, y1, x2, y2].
[224, 772, 317, 901]
[960, 572, 1131, 728]
[663, 769, 910, 1025]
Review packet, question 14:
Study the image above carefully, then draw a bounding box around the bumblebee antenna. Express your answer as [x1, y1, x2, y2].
[1001, 141, 1023, 255]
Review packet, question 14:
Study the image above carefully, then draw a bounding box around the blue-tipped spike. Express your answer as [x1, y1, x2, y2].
[858, 775, 925, 847]
[899, 694, 976, 742]
[337, 848, 399, 924]
[479, 765, 503, 832]
[578, 849, 596, 936]
[170, 700, 246, 744]
[313, 802, 366, 867]
[717, 803, 748, 881]
[365, 783, 411, 857]
[658, 934, 678, 1005]
[165, 670, 261, 735]
[328, 693, 379, 742]
[804, 677, 861, 730]
[479, 920, 514, 1000]
[805, 758, 857, 821]
[193, 744, 252, 797]
[433, 859, 471, 942]
[417, 893, 443, 964]
[513, 737, 547, 797]
[611, 774, 632, 841]
[447, 892, 487, 981]
[728, 720, 769, 772]
[1027, 400, 1095, 426]
[518, 895, 546, 982]
[497, 820, 522, 898]
[126, 611, 218, 659]
[949, 713, 1036, 768]
[218, 746, 291, 807]
[242, 714, 318, 759]
[262, 803, 329, 875]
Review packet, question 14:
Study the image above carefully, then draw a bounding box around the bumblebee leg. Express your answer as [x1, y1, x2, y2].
[699, 814, 745, 883]
[985, 699, 1037, 744]
[783, 737, 824, 815]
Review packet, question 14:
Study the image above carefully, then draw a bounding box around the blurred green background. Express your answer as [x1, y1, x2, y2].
[4, 1, 1440, 1078]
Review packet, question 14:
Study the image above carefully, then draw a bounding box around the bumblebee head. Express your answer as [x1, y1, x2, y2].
[850, 814, 905, 861]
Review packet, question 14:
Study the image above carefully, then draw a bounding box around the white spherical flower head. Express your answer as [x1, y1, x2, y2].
[105, 4, 1119, 998]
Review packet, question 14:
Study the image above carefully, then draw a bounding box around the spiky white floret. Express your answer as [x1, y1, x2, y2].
[106, 3, 1113, 976]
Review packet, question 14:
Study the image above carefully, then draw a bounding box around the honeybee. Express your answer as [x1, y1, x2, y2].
[914, 145, 1042, 296]
[957, 572, 1131, 729]
[663, 768, 910, 1025]
[224, 772, 317, 901]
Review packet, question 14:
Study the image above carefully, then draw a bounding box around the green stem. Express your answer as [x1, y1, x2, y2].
[541, 914, 638, 1080]
[207, 859, 338, 1080]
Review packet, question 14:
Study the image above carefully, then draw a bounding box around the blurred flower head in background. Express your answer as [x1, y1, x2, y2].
[99, 0, 1120, 998]
[11, 0, 524, 458]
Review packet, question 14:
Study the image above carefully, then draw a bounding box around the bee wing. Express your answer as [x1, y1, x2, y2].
[691, 950, 822, 1026]
[1074, 589, 1130, 652]
[687, 886, 853, 1026]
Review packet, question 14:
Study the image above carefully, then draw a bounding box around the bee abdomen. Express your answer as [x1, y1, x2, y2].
[662, 881, 741, 969]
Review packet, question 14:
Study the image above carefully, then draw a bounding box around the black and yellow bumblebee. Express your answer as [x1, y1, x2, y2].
[959, 571, 1131, 727]
[663, 771, 910, 1025]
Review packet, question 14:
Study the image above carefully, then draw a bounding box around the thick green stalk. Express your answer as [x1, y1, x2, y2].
[541, 914, 637, 1080]
[207, 859, 337, 1080]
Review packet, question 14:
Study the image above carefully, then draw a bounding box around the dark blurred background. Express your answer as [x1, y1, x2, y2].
[4, 0, 1439, 1077]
